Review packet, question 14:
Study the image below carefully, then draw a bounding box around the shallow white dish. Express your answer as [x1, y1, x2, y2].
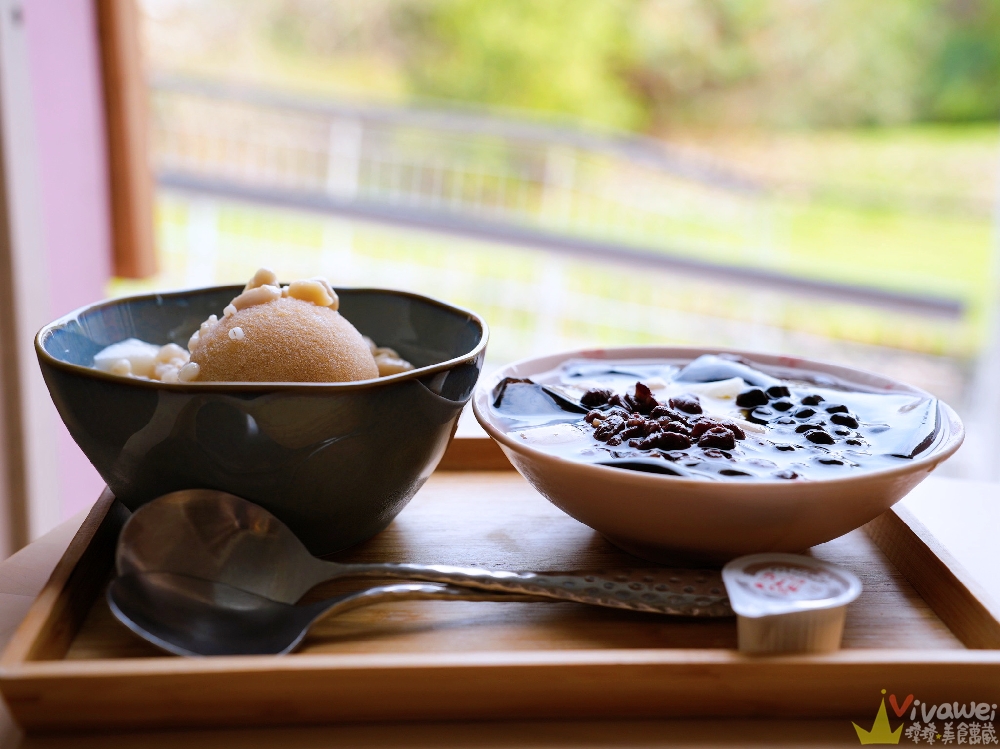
[472, 346, 964, 564]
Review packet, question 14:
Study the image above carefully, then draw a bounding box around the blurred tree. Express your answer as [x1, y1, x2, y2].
[923, 0, 1000, 121]
[397, 0, 645, 130]
[142, 0, 1000, 131]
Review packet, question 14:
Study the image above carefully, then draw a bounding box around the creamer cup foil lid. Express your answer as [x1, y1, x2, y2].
[721, 553, 862, 618]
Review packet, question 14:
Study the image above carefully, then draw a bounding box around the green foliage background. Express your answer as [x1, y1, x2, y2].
[236, 0, 1000, 131]
[141, 0, 1000, 365]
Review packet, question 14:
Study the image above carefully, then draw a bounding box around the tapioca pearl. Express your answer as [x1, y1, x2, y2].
[228, 327, 245, 341]
[765, 385, 790, 399]
[825, 404, 849, 414]
[223, 304, 237, 318]
[806, 430, 835, 444]
[747, 406, 774, 424]
[771, 400, 793, 411]
[800, 394, 824, 406]
[830, 413, 860, 429]
[199, 315, 219, 335]
[156, 343, 188, 364]
[794, 407, 816, 419]
[154, 361, 180, 382]
[736, 388, 768, 407]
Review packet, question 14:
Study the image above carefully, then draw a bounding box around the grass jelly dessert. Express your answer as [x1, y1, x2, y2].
[490, 354, 943, 481]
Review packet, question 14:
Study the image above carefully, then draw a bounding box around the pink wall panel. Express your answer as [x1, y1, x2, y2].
[25, 0, 113, 517]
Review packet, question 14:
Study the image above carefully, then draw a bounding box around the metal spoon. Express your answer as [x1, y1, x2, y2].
[108, 572, 521, 656]
[116, 489, 732, 617]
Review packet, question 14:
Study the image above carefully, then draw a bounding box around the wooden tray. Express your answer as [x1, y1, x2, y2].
[1, 437, 998, 732]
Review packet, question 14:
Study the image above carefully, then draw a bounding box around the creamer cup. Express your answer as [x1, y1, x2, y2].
[722, 553, 862, 654]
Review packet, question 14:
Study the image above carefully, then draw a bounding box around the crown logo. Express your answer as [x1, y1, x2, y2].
[853, 691, 903, 745]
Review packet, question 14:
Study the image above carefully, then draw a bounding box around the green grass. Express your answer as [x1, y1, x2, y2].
[778, 200, 991, 299]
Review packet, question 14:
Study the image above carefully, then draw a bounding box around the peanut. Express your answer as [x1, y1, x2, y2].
[244, 267, 278, 291]
[178, 362, 200, 382]
[374, 352, 414, 376]
[287, 279, 336, 307]
[231, 284, 281, 311]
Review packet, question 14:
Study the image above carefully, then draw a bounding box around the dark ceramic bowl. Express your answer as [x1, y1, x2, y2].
[37, 286, 488, 555]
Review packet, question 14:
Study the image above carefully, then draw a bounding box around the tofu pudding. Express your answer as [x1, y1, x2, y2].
[490, 354, 942, 481]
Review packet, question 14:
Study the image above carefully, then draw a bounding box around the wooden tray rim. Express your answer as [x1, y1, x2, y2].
[2, 439, 1000, 729]
[4, 472, 1000, 676]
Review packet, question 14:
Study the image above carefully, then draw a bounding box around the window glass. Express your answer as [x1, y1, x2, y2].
[130, 0, 1000, 477]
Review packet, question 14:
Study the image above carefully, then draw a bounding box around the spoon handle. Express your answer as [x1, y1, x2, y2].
[307, 582, 534, 618]
[321, 564, 732, 617]
[288, 583, 539, 654]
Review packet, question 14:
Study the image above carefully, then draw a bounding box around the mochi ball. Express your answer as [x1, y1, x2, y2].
[189, 297, 378, 383]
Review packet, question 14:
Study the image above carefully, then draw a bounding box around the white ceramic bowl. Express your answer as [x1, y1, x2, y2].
[472, 346, 964, 564]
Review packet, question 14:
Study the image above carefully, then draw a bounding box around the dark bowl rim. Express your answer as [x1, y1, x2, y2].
[35, 284, 489, 393]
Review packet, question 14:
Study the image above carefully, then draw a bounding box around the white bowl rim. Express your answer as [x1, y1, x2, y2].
[472, 344, 964, 489]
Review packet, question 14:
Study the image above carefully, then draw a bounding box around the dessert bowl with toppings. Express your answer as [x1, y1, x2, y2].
[37, 271, 487, 555]
[473, 346, 963, 564]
